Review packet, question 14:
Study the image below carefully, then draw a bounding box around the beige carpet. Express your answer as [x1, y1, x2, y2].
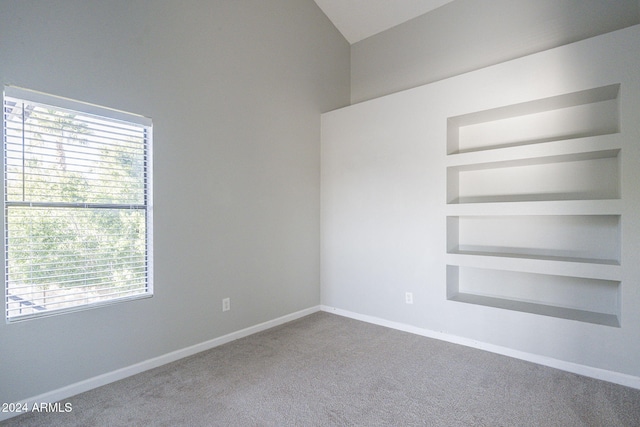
[4, 312, 640, 426]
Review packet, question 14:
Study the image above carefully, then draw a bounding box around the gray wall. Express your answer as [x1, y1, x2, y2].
[0, 0, 349, 403]
[323, 25, 640, 382]
[351, 0, 640, 103]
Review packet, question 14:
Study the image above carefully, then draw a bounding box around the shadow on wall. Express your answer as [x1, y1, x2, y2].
[350, 0, 640, 103]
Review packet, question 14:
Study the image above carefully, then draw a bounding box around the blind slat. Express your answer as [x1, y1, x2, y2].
[7, 279, 148, 300]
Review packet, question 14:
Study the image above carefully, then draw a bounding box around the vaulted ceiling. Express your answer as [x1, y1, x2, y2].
[313, 0, 455, 44]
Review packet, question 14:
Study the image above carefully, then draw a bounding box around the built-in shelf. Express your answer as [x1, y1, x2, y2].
[447, 215, 620, 265]
[447, 149, 620, 204]
[447, 265, 621, 327]
[448, 292, 620, 328]
[448, 251, 619, 266]
[446, 199, 622, 217]
[445, 253, 621, 282]
[446, 133, 622, 169]
[447, 84, 620, 155]
[445, 84, 623, 326]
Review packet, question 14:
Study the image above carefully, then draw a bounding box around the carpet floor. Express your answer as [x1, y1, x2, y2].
[4, 312, 640, 426]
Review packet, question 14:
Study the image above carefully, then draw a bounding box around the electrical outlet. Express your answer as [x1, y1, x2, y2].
[222, 297, 230, 312]
[405, 292, 413, 304]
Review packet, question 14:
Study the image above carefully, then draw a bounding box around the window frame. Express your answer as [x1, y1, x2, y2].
[3, 86, 153, 322]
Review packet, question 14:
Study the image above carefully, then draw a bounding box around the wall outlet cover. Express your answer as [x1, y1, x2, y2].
[405, 292, 413, 304]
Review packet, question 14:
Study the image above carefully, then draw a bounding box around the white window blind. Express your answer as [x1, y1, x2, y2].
[3, 86, 153, 322]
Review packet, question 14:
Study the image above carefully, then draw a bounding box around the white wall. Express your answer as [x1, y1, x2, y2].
[351, 0, 640, 103]
[0, 0, 349, 406]
[322, 25, 640, 383]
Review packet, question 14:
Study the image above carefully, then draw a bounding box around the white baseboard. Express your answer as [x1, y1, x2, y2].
[0, 305, 321, 422]
[320, 305, 640, 390]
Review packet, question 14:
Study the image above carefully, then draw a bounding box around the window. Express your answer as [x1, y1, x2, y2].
[3, 86, 152, 322]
